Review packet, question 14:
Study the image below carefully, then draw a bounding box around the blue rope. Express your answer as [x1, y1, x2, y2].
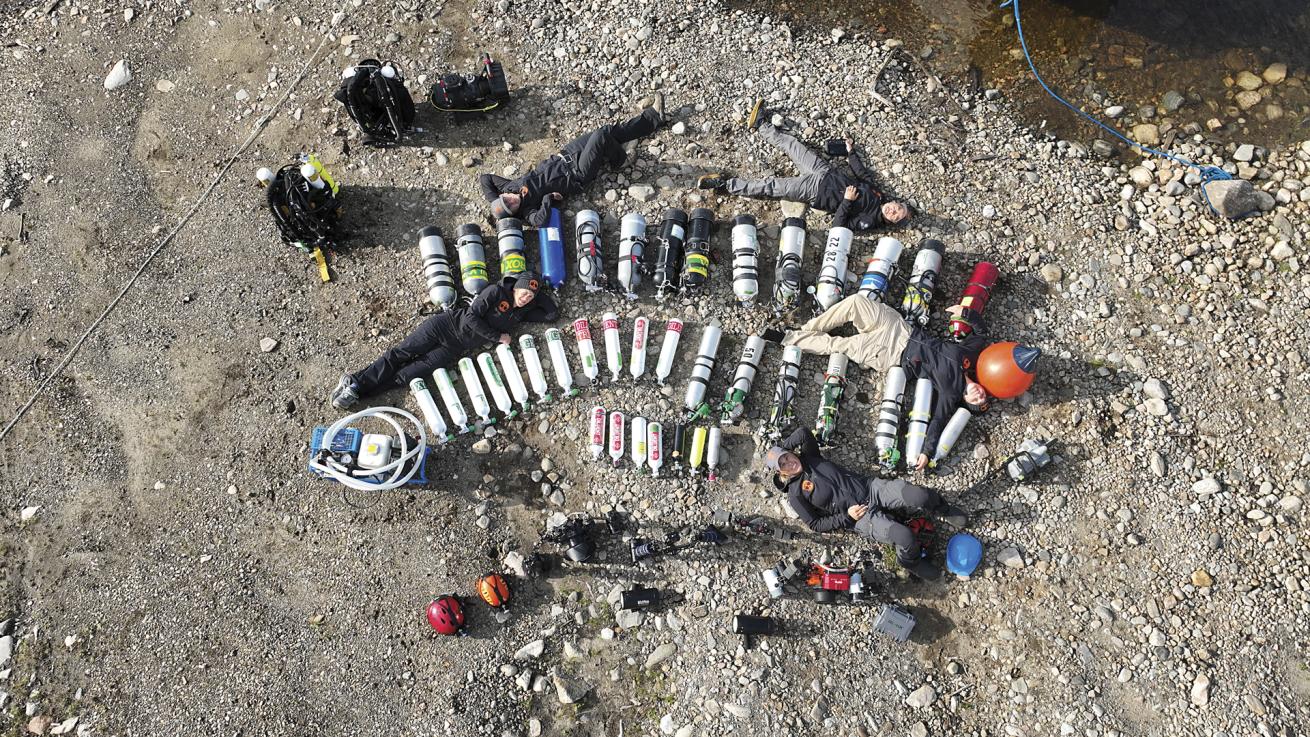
[999, 0, 1231, 213]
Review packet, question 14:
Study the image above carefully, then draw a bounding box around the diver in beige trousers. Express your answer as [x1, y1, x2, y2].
[783, 295, 912, 372]
[779, 294, 991, 470]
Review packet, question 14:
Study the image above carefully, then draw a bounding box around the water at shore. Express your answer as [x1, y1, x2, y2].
[737, 0, 1310, 149]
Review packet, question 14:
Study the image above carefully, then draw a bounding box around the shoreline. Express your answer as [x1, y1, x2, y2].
[743, 0, 1310, 150]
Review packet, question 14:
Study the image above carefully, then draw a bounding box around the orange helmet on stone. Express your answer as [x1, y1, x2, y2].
[477, 573, 511, 609]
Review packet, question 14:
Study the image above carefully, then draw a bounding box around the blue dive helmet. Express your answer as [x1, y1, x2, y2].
[945, 533, 983, 577]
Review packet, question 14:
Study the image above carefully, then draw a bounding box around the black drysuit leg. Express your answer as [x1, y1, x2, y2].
[565, 107, 662, 183]
[853, 478, 944, 566]
[350, 313, 468, 397]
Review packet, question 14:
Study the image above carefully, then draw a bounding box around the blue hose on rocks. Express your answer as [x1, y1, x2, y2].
[1000, 0, 1231, 214]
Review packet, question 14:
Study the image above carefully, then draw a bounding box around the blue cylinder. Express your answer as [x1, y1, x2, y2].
[859, 268, 890, 297]
[858, 237, 903, 303]
[538, 207, 566, 289]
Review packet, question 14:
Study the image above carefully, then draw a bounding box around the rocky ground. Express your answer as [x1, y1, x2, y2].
[1, 0, 1308, 736]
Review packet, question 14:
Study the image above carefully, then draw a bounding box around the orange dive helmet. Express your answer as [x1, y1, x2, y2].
[976, 342, 1041, 399]
[477, 572, 511, 609]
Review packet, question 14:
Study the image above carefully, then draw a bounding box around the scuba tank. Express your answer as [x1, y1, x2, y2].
[772, 217, 806, 313]
[409, 378, 451, 443]
[496, 343, 532, 415]
[630, 416, 648, 471]
[617, 212, 646, 299]
[629, 316, 649, 380]
[857, 236, 903, 303]
[903, 378, 934, 463]
[418, 226, 458, 310]
[930, 408, 971, 467]
[875, 367, 907, 470]
[814, 226, 852, 311]
[456, 224, 490, 296]
[655, 319, 684, 386]
[538, 207, 566, 289]
[602, 312, 623, 383]
[459, 356, 494, 425]
[900, 239, 944, 326]
[588, 406, 606, 461]
[706, 427, 723, 481]
[813, 353, 849, 445]
[477, 351, 515, 419]
[730, 214, 760, 303]
[575, 209, 605, 291]
[543, 328, 576, 398]
[572, 318, 599, 384]
[496, 218, 527, 278]
[948, 262, 999, 340]
[671, 423, 688, 473]
[608, 411, 626, 467]
[653, 208, 688, 300]
[433, 367, 470, 434]
[764, 346, 802, 440]
[517, 334, 551, 404]
[688, 427, 708, 476]
[684, 320, 723, 419]
[681, 208, 713, 295]
[719, 334, 765, 425]
[646, 421, 664, 477]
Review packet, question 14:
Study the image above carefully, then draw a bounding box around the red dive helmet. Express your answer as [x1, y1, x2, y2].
[477, 573, 511, 609]
[977, 342, 1041, 399]
[426, 595, 466, 636]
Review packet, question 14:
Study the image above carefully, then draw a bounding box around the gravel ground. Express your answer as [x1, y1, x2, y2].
[1, 1, 1308, 736]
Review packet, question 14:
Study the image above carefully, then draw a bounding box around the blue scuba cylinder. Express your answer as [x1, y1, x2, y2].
[538, 207, 566, 289]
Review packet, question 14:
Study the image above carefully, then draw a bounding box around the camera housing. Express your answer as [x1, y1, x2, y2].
[430, 53, 511, 113]
[541, 512, 629, 564]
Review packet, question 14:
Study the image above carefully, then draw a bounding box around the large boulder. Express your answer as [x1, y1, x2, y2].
[1203, 179, 1271, 219]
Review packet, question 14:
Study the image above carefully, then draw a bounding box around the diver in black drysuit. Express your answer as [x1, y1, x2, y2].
[767, 427, 968, 579]
[330, 273, 557, 408]
[479, 105, 663, 227]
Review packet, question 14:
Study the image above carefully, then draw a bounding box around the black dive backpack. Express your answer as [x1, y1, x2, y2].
[266, 165, 341, 253]
[333, 59, 416, 146]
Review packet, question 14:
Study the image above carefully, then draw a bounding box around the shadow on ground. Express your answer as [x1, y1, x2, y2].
[337, 184, 465, 253]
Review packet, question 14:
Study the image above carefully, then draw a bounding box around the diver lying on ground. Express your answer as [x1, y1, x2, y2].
[768, 295, 989, 470]
[479, 98, 665, 227]
[330, 272, 557, 409]
[766, 427, 968, 581]
[697, 100, 910, 231]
